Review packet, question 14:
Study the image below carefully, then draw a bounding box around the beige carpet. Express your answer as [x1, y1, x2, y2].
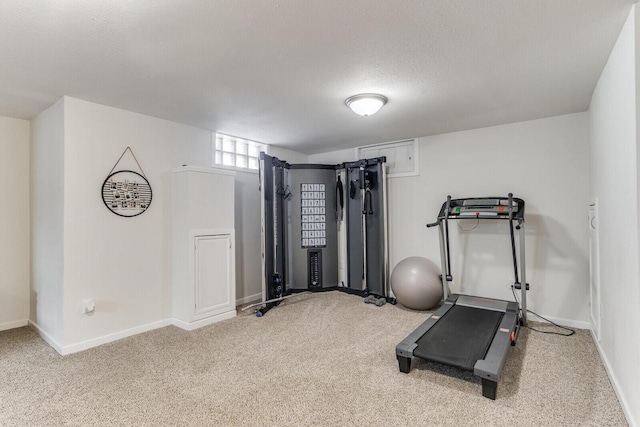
[0, 292, 627, 426]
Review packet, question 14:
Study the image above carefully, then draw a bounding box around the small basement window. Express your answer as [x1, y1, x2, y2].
[213, 133, 269, 171]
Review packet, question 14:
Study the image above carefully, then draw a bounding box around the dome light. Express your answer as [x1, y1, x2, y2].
[345, 93, 388, 117]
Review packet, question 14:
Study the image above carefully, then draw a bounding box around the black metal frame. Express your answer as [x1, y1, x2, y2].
[257, 153, 395, 317]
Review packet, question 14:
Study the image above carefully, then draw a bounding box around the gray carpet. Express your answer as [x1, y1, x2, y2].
[0, 292, 627, 426]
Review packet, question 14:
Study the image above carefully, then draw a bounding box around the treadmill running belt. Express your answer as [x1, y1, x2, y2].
[413, 305, 504, 371]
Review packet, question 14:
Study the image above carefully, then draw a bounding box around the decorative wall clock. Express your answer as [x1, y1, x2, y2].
[101, 147, 152, 217]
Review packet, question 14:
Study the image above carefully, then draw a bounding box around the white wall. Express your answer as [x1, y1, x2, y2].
[403, 114, 590, 324]
[61, 97, 212, 348]
[0, 116, 30, 331]
[589, 6, 639, 426]
[312, 113, 591, 325]
[30, 99, 65, 346]
[308, 148, 355, 165]
[234, 170, 262, 302]
[270, 145, 309, 164]
[26, 96, 311, 351]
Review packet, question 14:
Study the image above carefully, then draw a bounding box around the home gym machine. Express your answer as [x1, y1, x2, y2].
[396, 194, 528, 400]
[253, 153, 394, 316]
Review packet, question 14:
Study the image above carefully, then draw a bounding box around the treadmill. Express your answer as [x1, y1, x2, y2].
[396, 194, 528, 400]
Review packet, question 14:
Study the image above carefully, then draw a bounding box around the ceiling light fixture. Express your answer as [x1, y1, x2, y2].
[345, 93, 388, 117]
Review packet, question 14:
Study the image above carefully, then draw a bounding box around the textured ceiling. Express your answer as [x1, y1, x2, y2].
[0, 0, 634, 154]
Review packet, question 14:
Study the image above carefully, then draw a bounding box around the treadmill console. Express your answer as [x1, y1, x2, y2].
[440, 197, 525, 220]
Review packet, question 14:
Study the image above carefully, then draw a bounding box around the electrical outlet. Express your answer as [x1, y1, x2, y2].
[82, 298, 95, 314]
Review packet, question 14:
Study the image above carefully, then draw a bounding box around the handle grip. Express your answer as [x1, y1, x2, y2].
[426, 222, 439, 228]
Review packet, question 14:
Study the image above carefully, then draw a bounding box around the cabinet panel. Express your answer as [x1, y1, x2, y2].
[195, 234, 232, 316]
[170, 167, 236, 329]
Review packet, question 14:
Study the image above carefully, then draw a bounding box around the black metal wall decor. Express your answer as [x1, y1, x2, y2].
[102, 147, 152, 217]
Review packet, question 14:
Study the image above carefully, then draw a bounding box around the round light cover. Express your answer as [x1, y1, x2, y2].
[345, 94, 388, 116]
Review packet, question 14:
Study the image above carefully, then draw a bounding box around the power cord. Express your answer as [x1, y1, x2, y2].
[511, 287, 575, 336]
[456, 217, 480, 231]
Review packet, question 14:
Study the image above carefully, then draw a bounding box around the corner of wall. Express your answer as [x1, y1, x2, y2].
[0, 115, 30, 329]
[29, 97, 66, 346]
[588, 5, 640, 426]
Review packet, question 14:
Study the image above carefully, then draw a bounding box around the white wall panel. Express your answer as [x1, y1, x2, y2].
[62, 97, 211, 346]
[314, 113, 590, 325]
[30, 100, 65, 345]
[0, 116, 30, 331]
[589, 7, 639, 425]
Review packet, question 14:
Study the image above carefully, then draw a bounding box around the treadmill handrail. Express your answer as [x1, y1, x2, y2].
[427, 194, 528, 326]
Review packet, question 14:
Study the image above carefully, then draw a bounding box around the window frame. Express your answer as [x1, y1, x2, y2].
[213, 133, 269, 173]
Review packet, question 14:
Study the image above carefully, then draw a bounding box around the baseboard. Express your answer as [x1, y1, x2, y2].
[0, 319, 29, 332]
[590, 330, 636, 427]
[61, 319, 173, 355]
[236, 292, 262, 306]
[29, 320, 64, 354]
[31, 310, 240, 355]
[171, 310, 237, 331]
[526, 313, 590, 330]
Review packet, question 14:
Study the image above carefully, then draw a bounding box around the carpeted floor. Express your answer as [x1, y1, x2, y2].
[0, 292, 627, 426]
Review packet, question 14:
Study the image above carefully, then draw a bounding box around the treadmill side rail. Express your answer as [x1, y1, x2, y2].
[473, 310, 518, 398]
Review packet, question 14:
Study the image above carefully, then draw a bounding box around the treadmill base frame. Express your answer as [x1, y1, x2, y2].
[395, 294, 520, 400]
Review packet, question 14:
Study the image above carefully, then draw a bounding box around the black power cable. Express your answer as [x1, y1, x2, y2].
[511, 287, 575, 336]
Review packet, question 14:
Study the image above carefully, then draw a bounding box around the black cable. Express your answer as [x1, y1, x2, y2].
[444, 217, 452, 277]
[336, 175, 344, 221]
[275, 184, 291, 200]
[509, 219, 520, 284]
[511, 287, 575, 336]
[526, 312, 576, 336]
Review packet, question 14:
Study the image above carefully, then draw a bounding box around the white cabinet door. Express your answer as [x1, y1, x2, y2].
[194, 234, 233, 317]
